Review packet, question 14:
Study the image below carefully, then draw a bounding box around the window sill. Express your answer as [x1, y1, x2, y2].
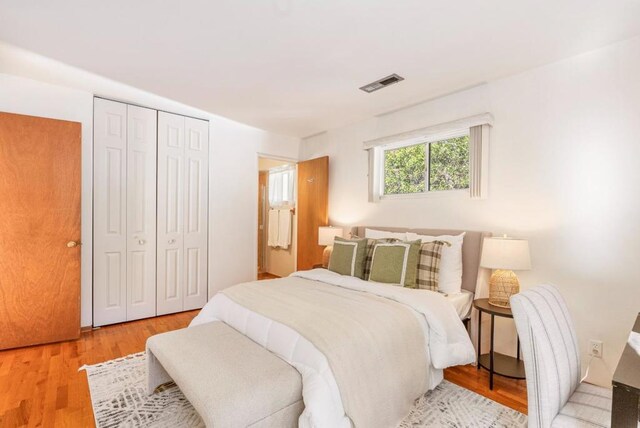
[379, 189, 469, 201]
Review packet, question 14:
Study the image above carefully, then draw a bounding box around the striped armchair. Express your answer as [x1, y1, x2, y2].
[510, 285, 614, 428]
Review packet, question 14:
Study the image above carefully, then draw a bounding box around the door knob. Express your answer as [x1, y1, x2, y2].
[138, 239, 146, 245]
[67, 241, 81, 248]
[168, 239, 176, 244]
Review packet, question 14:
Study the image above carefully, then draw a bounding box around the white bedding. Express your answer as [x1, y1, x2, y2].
[447, 289, 474, 320]
[190, 269, 475, 428]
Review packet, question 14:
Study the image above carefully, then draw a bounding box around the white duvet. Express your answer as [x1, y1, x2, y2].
[190, 269, 475, 428]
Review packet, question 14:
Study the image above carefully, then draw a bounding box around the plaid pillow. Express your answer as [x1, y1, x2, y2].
[416, 240, 450, 291]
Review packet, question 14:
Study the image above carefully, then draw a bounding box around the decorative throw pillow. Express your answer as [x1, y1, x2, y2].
[368, 240, 421, 287]
[359, 237, 400, 280]
[328, 237, 368, 278]
[406, 232, 465, 294]
[364, 228, 408, 240]
[416, 241, 450, 291]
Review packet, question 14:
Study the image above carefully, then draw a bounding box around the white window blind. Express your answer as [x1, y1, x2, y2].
[268, 165, 296, 207]
[469, 124, 490, 199]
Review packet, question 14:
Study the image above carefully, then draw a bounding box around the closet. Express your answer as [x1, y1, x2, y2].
[156, 111, 209, 315]
[93, 99, 208, 326]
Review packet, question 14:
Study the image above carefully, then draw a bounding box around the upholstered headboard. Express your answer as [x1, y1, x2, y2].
[351, 226, 491, 294]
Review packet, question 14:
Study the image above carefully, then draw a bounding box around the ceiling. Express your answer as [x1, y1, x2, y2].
[1, 1, 639, 138]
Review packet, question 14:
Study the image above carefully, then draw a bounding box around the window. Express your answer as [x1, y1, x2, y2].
[268, 165, 296, 207]
[365, 114, 491, 201]
[384, 143, 426, 194]
[382, 134, 469, 196]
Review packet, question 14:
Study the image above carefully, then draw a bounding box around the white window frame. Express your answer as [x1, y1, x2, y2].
[268, 164, 296, 208]
[374, 128, 470, 201]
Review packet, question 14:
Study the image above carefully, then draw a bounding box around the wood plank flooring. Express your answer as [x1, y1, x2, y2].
[257, 272, 280, 280]
[0, 311, 197, 428]
[0, 308, 527, 427]
[445, 363, 528, 414]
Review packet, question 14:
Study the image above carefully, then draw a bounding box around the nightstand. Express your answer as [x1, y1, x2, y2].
[473, 298, 526, 389]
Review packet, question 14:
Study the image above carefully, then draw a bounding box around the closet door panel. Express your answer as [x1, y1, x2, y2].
[183, 117, 209, 310]
[126, 105, 157, 321]
[93, 99, 128, 326]
[157, 112, 185, 315]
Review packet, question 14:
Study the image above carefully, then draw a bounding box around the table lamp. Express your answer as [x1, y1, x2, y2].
[318, 226, 344, 267]
[480, 236, 531, 308]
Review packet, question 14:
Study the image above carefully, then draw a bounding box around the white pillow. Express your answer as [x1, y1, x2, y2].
[364, 228, 408, 240]
[406, 232, 465, 294]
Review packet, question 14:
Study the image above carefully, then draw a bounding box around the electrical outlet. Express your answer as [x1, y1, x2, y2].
[589, 339, 603, 358]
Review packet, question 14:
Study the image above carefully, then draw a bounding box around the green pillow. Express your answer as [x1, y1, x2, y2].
[361, 237, 402, 280]
[368, 240, 421, 287]
[328, 237, 368, 278]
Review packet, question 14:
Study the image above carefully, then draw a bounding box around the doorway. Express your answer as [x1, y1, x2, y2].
[258, 156, 297, 279]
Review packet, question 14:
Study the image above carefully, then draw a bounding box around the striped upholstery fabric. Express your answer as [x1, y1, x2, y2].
[510, 285, 620, 428]
[551, 383, 612, 427]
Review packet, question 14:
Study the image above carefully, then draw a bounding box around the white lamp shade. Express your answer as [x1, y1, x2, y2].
[318, 226, 343, 246]
[480, 236, 531, 270]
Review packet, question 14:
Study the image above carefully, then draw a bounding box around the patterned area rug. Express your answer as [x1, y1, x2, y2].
[82, 352, 527, 428]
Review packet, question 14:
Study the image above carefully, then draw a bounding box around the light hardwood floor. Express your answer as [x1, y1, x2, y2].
[0, 310, 526, 427]
[0, 311, 197, 428]
[445, 361, 527, 414]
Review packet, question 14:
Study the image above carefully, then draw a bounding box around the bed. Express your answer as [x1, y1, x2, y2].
[448, 289, 475, 320]
[349, 226, 490, 324]
[150, 227, 489, 428]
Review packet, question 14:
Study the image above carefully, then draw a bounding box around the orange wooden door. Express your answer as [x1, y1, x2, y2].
[296, 156, 329, 270]
[0, 112, 81, 350]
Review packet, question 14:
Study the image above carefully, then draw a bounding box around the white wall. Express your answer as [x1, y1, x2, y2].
[300, 36, 640, 387]
[0, 43, 299, 327]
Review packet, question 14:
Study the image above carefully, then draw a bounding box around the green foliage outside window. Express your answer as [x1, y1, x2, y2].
[384, 144, 426, 194]
[383, 135, 469, 195]
[429, 135, 469, 191]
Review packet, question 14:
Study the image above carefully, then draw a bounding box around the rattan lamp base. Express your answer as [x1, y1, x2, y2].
[488, 269, 520, 308]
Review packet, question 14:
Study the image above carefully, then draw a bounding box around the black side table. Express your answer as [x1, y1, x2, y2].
[473, 298, 526, 389]
[611, 313, 640, 427]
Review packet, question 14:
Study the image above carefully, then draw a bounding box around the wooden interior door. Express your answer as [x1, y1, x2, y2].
[0, 112, 81, 350]
[297, 156, 329, 270]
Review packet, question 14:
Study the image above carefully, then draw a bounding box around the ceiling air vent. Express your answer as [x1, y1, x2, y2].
[359, 74, 404, 93]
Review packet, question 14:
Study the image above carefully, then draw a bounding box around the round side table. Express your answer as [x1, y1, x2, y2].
[473, 298, 526, 390]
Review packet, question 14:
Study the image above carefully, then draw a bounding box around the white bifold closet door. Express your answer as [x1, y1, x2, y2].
[157, 111, 209, 315]
[93, 98, 157, 326]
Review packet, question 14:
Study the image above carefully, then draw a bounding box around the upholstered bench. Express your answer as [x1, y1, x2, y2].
[146, 321, 304, 427]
